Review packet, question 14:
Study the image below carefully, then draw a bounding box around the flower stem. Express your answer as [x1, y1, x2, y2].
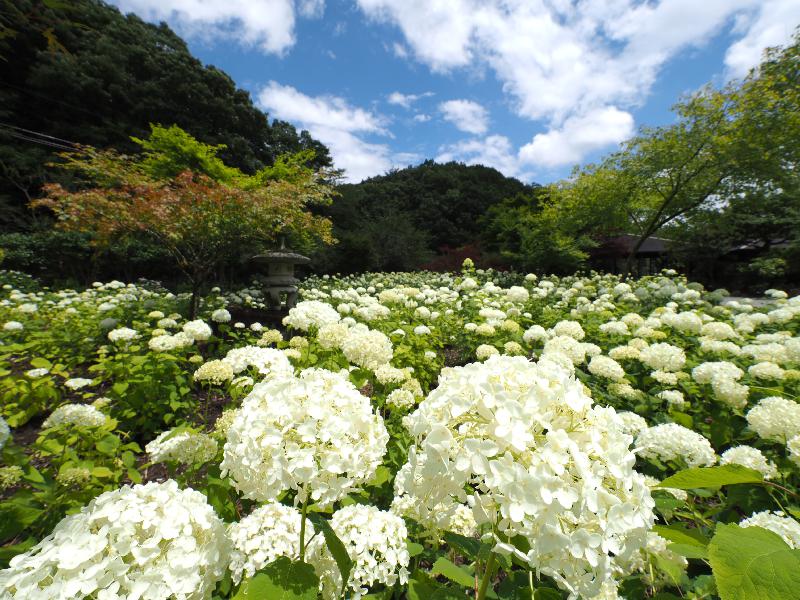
[476, 553, 497, 600]
[299, 495, 309, 562]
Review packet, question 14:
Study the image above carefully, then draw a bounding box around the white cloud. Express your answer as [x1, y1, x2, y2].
[298, 0, 324, 18]
[392, 42, 410, 58]
[258, 82, 394, 182]
[436, 135, 522, 178]
[724, 0, 800, 77]
[109, 0, 327, 54]
[413, 114, 431, 123]
[357, 0, 800, 167]
[518, 107, 635, 168]
[439, 99, 489, 135]
[387, 91, 433, 108]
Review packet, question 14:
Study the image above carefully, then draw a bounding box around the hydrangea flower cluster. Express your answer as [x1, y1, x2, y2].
[0, 481, 229, 599]
[42, 404, 106, 429]
[107, 326, 139, 344]
[222, 345, 294, 379]
[316, 504, 410, 600]
[193, 359, 234, 385]
[182, 319, 213, 342]
[636, 423, 717, 468]
[221, 368, 389, 507]
[340, 327, 393, 370]
[211, 308, 231, 323]
[146, 428, 218, 465]
[719, 445, 778, 479]
[64, 377, 93, 390]
[746, 396, 800, 442]
[639, 343, 686, 372]
[283, 300, 341, 331]
[227, 503, 309, 584]
[740, 511, 800, 549]
[397, 355, 654, 598]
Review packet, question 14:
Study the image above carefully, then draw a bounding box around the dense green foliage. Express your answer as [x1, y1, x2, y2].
[0, 0, 331, 228]
[315, 160, 534, 273]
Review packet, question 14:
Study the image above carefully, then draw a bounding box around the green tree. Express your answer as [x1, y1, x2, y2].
[0, 0, 331, 228]
[33, 128, 338, 314]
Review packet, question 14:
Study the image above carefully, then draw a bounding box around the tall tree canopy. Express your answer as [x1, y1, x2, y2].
[0, 0, 331, 228]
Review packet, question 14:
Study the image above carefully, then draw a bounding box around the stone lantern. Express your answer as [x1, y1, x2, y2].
[250, 239, 310, 310]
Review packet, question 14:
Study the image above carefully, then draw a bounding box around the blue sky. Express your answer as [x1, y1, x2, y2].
[110, 0, 799, 183]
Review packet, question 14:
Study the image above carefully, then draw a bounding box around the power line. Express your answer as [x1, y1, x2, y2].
[0, 128, 76, 152]
[0, 121, 81, 147]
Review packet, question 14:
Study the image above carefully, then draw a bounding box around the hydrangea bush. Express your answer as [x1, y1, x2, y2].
[1, 266, 800, 599]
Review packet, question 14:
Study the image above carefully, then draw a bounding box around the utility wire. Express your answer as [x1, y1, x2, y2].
[0, 128, 76, 152]
[0, 121, 81, 147]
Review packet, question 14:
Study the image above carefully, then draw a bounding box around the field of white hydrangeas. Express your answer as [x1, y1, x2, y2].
[1, 263, 799, 600]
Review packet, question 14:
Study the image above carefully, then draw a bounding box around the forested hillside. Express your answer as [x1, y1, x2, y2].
[314, 160, 536, 273]
[0, 0, 330, 228]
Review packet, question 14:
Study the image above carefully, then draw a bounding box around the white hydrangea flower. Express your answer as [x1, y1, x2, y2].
[146, 428, 218, 465]
[740, 511, 800, 549]
[639, 343, 686, 372]
[692, 361, 744, 384]
[149, 332, 194, 352]
[700, 321, 737, 340]
[0, 481, 229, 599]
[475, 323, 496, 336]
[506, 286, 530, 303]
[551, 320, 585, 340]
[157, 317, 179, 329]
[398, 355, 654, 598]
[386, 388, 416, 410]
[748, 361, 786, 380]
[599, 321, 630, 336]
[182, 319, 213, 342]
[211, 308, 231, 323]
[107, 326, 139, 344]
[617, 411, 649, 437]
[746, 397, 800, 443]
[193, 359, 234, 385]
[64, 377, 93, 390]
[636, 423, 717, 467]
[222, 345, 294, 379]
[283, 300, 341, 331]
[3, 321, 24, 331]
[221, 369, 388, 507]
[720, 446, 778, 479]
[522, 325, 548, 344]
[227, 503, 310, 584]
[316, 505, 410, 600]
[317, 323, 350, 350]
[374, 364, 408, 385]
[340, 328, 393, 370]
[655, 390, 686, 409]
[43, 404, 106, 428]
[25, 367, 49, 378]
[587, 356, 625, 381]
[476, 344, 499, 360]
[542, 335, 586, 365]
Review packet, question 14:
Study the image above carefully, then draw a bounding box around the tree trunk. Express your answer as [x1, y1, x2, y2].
[189, 278, 201, 319]
[622, 235, 649, 280]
